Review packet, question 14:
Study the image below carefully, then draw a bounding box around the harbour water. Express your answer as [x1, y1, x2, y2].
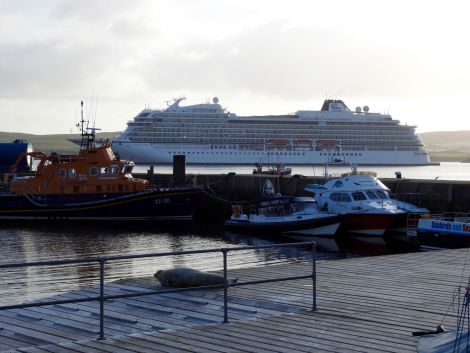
[0, 221, 401, 307]
[136, 162, 470, 181]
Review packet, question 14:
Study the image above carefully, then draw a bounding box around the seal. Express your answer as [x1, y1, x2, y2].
[154, 268, 237, 288]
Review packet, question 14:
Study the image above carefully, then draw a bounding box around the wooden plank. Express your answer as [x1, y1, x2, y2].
[143, 328, 288, 353]
[155, 323, 341, 353]
[110, 334, 213, 353]
[110, 333, 224, 353]
[0, 315, 86, 345]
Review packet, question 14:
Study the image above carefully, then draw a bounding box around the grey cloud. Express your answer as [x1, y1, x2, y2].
[0, 40, 116, 99]
[136, 21, 434, 101]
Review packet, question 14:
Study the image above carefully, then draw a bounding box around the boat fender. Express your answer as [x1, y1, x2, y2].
[412, 324, 446, 336]
[154, 268, 238, 288]
[232, 204, 242, 218]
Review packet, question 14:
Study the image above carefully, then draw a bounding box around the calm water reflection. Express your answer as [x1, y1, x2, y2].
[0, 221, 408, 305]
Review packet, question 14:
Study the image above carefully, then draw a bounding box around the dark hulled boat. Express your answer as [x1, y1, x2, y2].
[0, 102, 206, 221]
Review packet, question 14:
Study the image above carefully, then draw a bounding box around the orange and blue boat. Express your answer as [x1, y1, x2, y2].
[0, 102, 206, 221]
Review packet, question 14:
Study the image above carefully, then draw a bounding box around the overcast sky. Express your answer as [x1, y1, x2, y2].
[0, 0, 469, 134]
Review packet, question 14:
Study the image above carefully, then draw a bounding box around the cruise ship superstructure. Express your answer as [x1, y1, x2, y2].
[112, 97, 431, 165]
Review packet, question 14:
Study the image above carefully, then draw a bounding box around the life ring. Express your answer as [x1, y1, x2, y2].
[232, 205, 242, 217]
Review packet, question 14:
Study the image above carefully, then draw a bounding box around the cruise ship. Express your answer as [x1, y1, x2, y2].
[112, 97, 431, 165]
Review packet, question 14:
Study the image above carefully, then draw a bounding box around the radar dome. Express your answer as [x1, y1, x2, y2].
[213, 97, 219, 104]
[363, 105, 369, 112]
[355, 106, 362, 113]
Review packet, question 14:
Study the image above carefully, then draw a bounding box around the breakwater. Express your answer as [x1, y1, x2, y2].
[137, 172, 470, 221]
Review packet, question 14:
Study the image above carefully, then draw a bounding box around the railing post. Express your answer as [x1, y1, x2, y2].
[222, 249, 229, 323]
[312, 242, 317, 311]
[98, 257, 105, 340]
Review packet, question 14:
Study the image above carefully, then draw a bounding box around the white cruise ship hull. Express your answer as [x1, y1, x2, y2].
[113, 142, 431, 165]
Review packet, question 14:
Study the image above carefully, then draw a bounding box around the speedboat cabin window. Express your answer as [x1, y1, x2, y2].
[69, 168, 77, 179]
[329, 192, 352, 202]
[59, 169, 66, 179]
[365, 190, 378, 199]
[375, 190, 390, 199]
[100, 167, 109, 175]
[110, 166, 119, 175]
[351, 191, 367, 201]
[90, 167, 99, 176]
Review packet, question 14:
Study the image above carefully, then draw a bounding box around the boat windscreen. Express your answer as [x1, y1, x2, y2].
[376, 190, 390, 199]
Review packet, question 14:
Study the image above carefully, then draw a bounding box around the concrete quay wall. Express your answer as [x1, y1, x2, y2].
[137, 172, 470, 215]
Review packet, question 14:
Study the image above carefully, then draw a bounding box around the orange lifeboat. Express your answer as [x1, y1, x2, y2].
[1, 101, 206, 221]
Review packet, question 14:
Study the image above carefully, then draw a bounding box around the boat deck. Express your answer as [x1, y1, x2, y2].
[1, 248, 468, 353]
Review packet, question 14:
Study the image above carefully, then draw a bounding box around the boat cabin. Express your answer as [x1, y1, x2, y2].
[9, 141, 148, 196]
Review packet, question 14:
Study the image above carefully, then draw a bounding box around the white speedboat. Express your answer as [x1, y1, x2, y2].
[305, 168, 427, 237]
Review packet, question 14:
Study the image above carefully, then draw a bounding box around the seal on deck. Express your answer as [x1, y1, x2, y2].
[154, 268, 237, 288]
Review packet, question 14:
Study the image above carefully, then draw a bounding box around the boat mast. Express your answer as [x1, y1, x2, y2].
[78, 101, 95, 150]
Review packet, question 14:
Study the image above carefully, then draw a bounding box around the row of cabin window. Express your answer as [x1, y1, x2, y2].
[328, 190, 390, 202]
[58, 166, 133, 179]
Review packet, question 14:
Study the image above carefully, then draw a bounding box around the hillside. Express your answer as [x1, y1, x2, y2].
[0, 131, 119, 153]
[1, 130, 470, 162]
[419, 130, 470, 162]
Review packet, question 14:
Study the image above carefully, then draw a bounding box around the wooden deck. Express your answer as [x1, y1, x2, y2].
[1, 248, 468, 353]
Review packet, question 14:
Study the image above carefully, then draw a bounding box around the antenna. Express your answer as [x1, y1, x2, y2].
[80, 101, 84, 134]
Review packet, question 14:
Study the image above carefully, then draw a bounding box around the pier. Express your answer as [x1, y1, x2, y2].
[1, 248, 467, 352]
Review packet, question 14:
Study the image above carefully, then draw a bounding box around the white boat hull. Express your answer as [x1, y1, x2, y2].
[113, 142, 431, 165]
[283, 222, 341, 237]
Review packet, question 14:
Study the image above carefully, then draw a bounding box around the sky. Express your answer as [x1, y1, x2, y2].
[0, 0, 469, 134]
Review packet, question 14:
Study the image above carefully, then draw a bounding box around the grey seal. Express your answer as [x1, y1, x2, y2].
[154, 268, 237, 288]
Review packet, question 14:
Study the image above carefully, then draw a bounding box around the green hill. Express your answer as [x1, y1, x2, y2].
[1, 130, 470, 162]
[0, 131, 119, 153]
[419, 130, 470, 162]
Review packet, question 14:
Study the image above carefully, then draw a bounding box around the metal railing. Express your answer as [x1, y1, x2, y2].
[424, 212, 470, 223]
[0, 241, 317, 340]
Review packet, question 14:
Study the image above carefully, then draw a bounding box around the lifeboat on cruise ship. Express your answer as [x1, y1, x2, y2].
[316, 139, 339, 147]
[266, 139, 289, 145]
[0, 102, 207, 221]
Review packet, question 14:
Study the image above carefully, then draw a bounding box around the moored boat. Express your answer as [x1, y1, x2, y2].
[224, 180, 342, 237]
[417, 213, 470, 248]
[304, 168, 427, 237]
[224, 197, 342, 237]
[0, 102, 206, 221]
[252, 162, 292, 176]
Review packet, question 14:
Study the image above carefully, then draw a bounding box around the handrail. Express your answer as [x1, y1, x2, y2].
[0, 241, 317, 340]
